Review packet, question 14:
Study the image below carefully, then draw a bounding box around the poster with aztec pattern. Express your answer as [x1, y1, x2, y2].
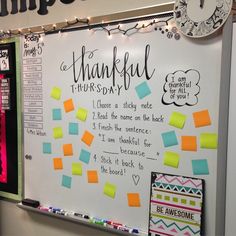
[149, 172, 204, 236]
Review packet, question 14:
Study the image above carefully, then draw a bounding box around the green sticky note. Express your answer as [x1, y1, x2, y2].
[104, 182, 116, 199]
[43, 142, 51, 154]
[192, 159, 209, 175]
[163, 151, 180, 168]
[200, 133, 218, 149]
[76, 108, 88, 121]
[72, 162, 82, 176]
[51, 87, 61, 100]
[62, 175, 72, 189]
[169, 111, 186, 129]
[53, 127, 63, 139]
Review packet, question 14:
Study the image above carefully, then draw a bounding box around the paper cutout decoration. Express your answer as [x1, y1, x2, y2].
[63, 144, 73, 156]
[53, 158, 63, 170]
[69, 122, 79, 135]
[72, 163, 82, 176]
[181, 136, 197, 151]
[104, 182, 116, 198]
[163, 151, 180, 168]
[200, 133, 218, 149]
[64, 98, 74, 113]
[79, 149, 91, 164]
[161, 131, 178, 147]
[52, 108, 62, 120]
[193, 110, 211, 128]
[61, 175, 72, 189]
[76, 107, 88, 121]
[135, 81, 151, 99]
[81, 130, 94, 146]
[50, 87, 61, 100]
[149, 172, 204, 236]
[87, 170, 98, 183]
[127, 193, 141, 207]
[164, 152, 179, 168]
[53, 127, 63, 139]
[169, 111, 186, 129]
[192, 159, 209, 175]
[43, 142, 52, 154]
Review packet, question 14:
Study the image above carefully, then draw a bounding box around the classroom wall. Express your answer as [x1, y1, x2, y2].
[0, 2, 173, 236]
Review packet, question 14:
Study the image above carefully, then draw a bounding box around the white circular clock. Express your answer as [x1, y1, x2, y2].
[174, 0, 233, 38]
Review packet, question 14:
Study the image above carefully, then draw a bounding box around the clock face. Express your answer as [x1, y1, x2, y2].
[174, 0, 232, 38]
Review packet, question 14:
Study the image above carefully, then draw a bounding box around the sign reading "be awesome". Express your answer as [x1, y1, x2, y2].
[0, 0, 75, 16]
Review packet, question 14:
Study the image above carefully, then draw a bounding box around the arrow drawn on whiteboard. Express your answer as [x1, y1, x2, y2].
[132, 174, 140, 186]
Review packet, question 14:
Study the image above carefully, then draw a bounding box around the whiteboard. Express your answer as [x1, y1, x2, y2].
[22, 15, 226, 235]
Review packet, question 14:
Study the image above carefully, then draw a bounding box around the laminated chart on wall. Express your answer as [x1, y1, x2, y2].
[149, 172, 204, 236]
[22, 14, 222, 235]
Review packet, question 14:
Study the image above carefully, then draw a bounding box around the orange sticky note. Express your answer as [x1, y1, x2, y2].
[81, 130, 94, 146]
[64, 98, 74, 113]
[127, 193, 141, 207]
[53, 158, 63, 170]
[63, 144, 73, 156]
[193, 110, 211, 128]
[181, 136, 197, 151]
[87, 170, 98, 183]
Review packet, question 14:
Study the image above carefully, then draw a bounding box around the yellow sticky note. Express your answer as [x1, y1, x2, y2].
[127, 193, 141, 207]
[104, 182, 116, 199]
[53, 158, 63, 170]
[163, 151, 180, 168]
[181, 136, 197, 151]
[81, 130, 94, 146]
[200, 133, 218, 149]
[50, 87, 61, 100]
[193, 110, 211, 128]
[64, 98, 74, 113]
[76, 107, 88, 121]
[87, 170, 98, 183]
[169, 112, 186, 129]
[53, 127, 63, 139]
[63, 144, 73, 156]
[72, 163, 82, 175]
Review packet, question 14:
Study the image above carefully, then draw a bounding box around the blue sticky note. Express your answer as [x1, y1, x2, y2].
[79, 149, 91, 164]
[52, 108, 62, 120]
[192, 159, 209, 175]
[43, 142, 51, 154]
[62, 175, 72, 188]
[161, 131, 178, 147]
[69, 122, 79, 135]
[135, 81, 151, 99]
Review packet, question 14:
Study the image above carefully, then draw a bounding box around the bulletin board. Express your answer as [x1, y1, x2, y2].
[0, 38, 23, 201]
[22, 12, 230, 235]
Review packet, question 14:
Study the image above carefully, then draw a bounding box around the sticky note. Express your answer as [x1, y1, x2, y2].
[62, 175, 72, 189]
[192, 159, 209, 175]
[200, 133, 218, 149]
[72, 163, 82, 176]
[193, 110, 211, 128]
[87, 170, 98, 183]
[69, 122, 79, 135]
[51, 87, 61, 100]
[43, 142, 51, 154]
[181, 136, 197, 151]
[76, 107, 88, 121]
[63, 144, 73, 156]
[135, 81, 151, 99]
[53, 158, 63, 170]
[163, 151, 180, 168]
[161, 131, 178, 147]
[64, 98, 74, 113]
[79, 149, 91, 164]
[53, 127, 63, 139]
[52, 108, 62, 120]
[104, 182, 116, 198]
[169, 111, 186, 129]
[81, 130, 94, 146]
[127, 193, 141, 207]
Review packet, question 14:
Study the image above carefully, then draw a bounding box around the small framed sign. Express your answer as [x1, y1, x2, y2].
[0, 44, 13, 73]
